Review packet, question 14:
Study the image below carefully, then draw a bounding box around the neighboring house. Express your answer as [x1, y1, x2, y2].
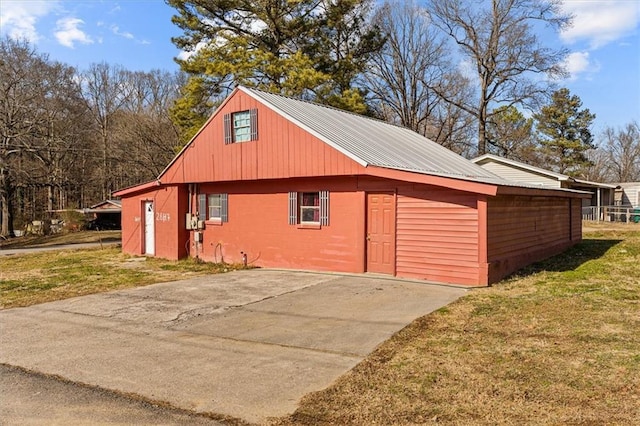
[84, 199, 122, 230]
[616, 183, 640, 207]
[114, 86, 588, 287]
[472, 154, 618, 209]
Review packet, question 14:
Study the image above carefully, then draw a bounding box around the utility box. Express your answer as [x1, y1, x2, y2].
[193, 231, 203, 243]
[186, 213, 199, 230]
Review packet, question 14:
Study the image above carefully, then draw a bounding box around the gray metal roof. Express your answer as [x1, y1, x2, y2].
[473, 154, 619, 189]
[241, 86, 501, 182]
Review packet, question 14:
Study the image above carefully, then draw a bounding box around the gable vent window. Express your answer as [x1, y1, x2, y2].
[224, 109, 258, 144]
[288, 191, 329, 226]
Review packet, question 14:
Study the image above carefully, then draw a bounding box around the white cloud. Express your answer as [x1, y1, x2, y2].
[110, 24, 134, 39]
[563, 51, 589, 79]
[0, 0, 59, 43]
[560, 0, 640, 49]
[177, 40, 209, 61]
[562, 51, 601, 81]
[54, 17, 93, 48]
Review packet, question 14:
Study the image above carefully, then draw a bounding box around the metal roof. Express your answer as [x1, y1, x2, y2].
[473, 154, 619, 189]
[241, 86, 501, 182]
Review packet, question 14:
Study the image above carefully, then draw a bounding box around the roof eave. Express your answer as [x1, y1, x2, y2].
[496, 185, 591, 198]
[365, 166, 499, 196]
[472, 153, 569, 181]
[113, 180, 162, 198]
[571, 178, 619, 189]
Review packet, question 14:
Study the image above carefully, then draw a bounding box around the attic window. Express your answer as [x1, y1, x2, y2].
[224, 109, 258, 144]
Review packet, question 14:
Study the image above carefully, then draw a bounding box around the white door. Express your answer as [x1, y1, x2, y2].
[144, 201, 155, 255]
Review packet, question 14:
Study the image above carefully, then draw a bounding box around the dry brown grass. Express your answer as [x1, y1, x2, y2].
[274, 226, 640, 425]
[0, 247, 245, 309]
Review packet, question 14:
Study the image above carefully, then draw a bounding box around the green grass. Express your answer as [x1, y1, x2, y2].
[274, 227, 640, 425]
[0, 247, 246, 309]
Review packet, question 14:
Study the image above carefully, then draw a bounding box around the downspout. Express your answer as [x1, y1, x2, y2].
[597, 188, 601, 222]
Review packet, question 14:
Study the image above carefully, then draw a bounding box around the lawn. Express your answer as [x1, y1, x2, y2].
[2, 226, 639, 424]
[274, 225, 640, 425]
[0, 246, 245, 309]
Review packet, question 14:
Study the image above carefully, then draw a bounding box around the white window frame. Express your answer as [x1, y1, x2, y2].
[288, 191, 329, 226]
[208, 194, 222, 220]
[300, 192, 320, 225]
[198, 193, 228, 222]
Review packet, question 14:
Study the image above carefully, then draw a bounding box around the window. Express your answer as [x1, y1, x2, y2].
[198, 193, 228, 222]
[288, 191, 329, 226]
[233, 111, 251, 142]
[224, 109, 258, 144]
[300, 193, 320, 224]
[208, 194, 222, 219]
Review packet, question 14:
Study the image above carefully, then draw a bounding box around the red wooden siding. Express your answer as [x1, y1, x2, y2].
[487, 195, 578, 282]
[395, 187, 481, 286]
[161, 92, 365, 184]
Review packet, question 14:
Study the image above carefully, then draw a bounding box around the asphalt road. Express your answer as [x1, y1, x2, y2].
[0, 241, 121, 256]
[0, 364, 227, 425]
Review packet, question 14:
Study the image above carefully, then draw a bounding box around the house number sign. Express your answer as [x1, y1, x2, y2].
[155, 212, 171, 222]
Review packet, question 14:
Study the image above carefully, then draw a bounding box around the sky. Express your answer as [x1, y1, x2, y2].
[1, 0, 639, 138]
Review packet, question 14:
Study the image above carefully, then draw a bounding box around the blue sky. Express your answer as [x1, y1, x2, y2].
[1, 0, 639, 137]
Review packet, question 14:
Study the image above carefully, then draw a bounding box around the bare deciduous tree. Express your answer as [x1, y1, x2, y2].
[427, 0, 570, 155]
[364, 0, 474, 155]
[112, 70, 182, 185]
[1, 38, 52, 235]
[602, 122, 640, 182]
[1, 39, 184, 236]
[365, 1, 446, 131]
[80, 63, 132, 200]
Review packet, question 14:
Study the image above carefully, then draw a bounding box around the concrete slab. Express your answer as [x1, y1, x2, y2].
[0, 269, 466, 424]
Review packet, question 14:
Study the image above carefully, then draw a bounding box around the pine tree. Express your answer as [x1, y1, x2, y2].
[167, 0, 383, 142]
[486, 105, 537, 164]
[534, 88, 596, 176]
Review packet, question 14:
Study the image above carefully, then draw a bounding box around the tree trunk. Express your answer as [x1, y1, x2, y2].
[1, 166, 14, 237]
[478, 106, 487, 156]
[47, 185, 54, 212]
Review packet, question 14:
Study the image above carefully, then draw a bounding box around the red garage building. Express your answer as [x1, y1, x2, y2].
[114, 86, 587, 286]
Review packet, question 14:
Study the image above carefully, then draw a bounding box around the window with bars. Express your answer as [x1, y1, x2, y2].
[224, 109, 258, 144]
[198, 193, 228, 222]
[288, 191, 329, 226]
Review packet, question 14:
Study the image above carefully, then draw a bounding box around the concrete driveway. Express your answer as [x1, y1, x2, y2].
[0, 269, 466, 424]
